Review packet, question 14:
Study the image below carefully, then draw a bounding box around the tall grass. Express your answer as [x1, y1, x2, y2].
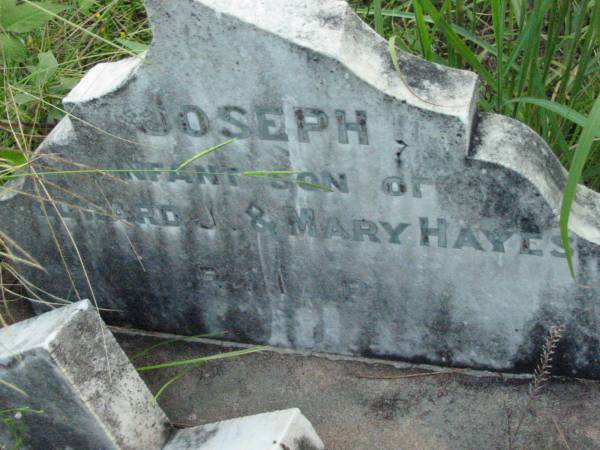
[356, 0, 600, 185]
[127, 333, 265, 401]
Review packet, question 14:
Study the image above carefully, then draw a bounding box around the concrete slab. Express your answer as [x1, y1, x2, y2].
[116, 329, 600, 450]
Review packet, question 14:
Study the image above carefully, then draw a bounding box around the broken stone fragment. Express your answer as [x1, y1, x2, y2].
[163, 408, 324, 450]
[0, 300, 171, 450]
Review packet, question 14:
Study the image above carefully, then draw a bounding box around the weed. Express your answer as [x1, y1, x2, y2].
[129, 334, 265, 401]
[507, 324, 566, 450]
[0, 380, 42, 450]
[0, 407, 44, 450]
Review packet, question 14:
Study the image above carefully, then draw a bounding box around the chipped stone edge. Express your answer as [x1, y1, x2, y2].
[0, 300, 87, 359]
[276, 408, 325, 450]
[191, 0, 479, 110]
[472, 112, 600, 247]
[63, 54, 145, 105]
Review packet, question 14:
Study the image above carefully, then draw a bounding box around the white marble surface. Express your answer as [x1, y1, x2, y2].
[164, 409, 324, 450]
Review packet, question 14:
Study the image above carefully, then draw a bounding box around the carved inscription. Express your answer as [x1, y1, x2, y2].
[38, 104, 571, 261]
[139, 102, 370, 145]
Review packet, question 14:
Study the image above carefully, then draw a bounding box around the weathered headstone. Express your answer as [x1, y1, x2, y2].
[1, 0, 600, 377]
[0, 300, 171, 449]
[163, 409, 324, 450]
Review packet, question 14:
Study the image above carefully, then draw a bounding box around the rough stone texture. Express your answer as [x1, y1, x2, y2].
[163, 409, 324, 450]
[0, 0, 599, 377]
[117, 331, 600, 450]
[0, 301, 171, 450]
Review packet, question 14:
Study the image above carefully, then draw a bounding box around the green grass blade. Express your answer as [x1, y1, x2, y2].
[135, 346, 266, 372]
[388, 35, 400, 72]
[568, 1, 600, 110]
[356, 9, 502, 62]
[289, 179, 333, 192]
[130, 333, 220, 362]
[372, 0, 384, 36]
[542, 0, 569, 81]
[241, 170, 299, 177]
[0, 407, 43, 416]
[0, 379, 29, 398]
[504, 97, 595, 133]
[502, 0, 553, 80]
[530, 63, 549, 133]
[416, 0, 498, 91]
[176, 139, 235, 172]
[21, 0, 137, 57]
[455, 0, 465, 66]
[510, 0, 525, 25]
[154, 367, 195, 401]
[0, 150, 26, 166]
[412, 0, 434, 61]
[560, 95, 600, 278]
[546, 110, 572, 162]
[491, 0, 505, 110]
[443, 0, 456, 66]
[556, 0, 590, 106]
[115, 38, 148, 54]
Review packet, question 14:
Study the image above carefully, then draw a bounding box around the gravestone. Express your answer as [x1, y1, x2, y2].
[1, 0, 600, 377]
[0, 300, 171, 449]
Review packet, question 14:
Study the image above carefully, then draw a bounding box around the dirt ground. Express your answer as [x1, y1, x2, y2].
[116, 329, 600, 450]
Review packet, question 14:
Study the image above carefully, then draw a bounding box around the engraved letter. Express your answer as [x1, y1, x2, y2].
[246, 204, 277, 235]
[160, 206, 181, 226]
[453, 227, 484, 251]
[353, 220, 380, 242]
[219, 106, 251, 139]
[482, 229, 514, 253]
[139, 96, 170, 136]
[520, 233, 543, 256]
[287, 207, 317, 237]
[180, 105, 209, 137]
[323, 217, 350, 240]
[412, 176, 434, 198]
[551, 234, 567, 258]
[420, 218, 447, 248]
[294, 108, 328, 143]
[256, 107, 288, 142]
[296, 172, 320, 191]
[380, 222, 410, 244]
[321, 171, 349, 193]
[134, 204, 158, 226]
[382, 176, 407, 196]
[335, 110, 368, 145]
